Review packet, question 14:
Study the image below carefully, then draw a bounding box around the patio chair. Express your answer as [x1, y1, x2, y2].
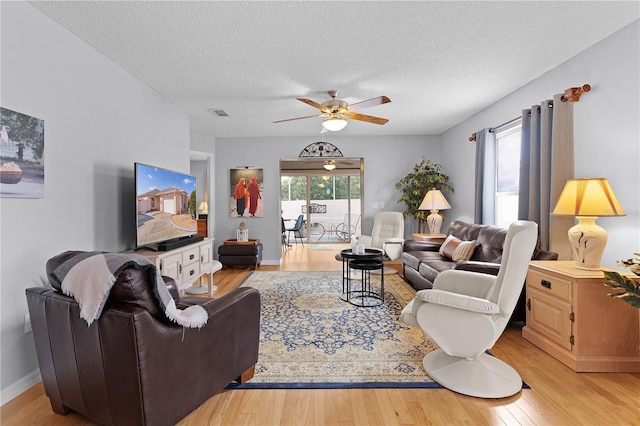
[334, 214, 361, 240]
[285, 214, 305, 245]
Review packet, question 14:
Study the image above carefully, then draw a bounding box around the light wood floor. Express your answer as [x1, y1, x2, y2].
[3, 243, 639, 425]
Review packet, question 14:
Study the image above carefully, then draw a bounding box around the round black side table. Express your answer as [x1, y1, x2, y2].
[340, 256, 384, 307]
[339, 248, 383, 294]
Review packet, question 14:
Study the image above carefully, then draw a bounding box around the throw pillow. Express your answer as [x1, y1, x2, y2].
[452, 240, 477, 261]
[439, 235, 477, 262]
[439, 235, 460, 258]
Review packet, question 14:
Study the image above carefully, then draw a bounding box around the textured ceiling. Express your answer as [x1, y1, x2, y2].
[28, 1, 639, 138]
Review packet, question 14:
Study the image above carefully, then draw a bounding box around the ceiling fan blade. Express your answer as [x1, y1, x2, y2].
[297, 98, 329, 112]
[343, 111, 389, 125]
[273, 113, 325, 124]
[348, 96, 391, 110]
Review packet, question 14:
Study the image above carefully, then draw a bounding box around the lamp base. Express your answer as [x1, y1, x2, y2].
[427, 210, 443, 234]
[568, 217, 607, 270]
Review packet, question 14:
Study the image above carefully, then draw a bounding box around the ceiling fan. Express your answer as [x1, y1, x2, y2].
[274, 90, 391, 131]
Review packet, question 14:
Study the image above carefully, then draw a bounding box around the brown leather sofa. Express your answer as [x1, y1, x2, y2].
[402, 221, 558, 321]
[26, 251, 261, 426]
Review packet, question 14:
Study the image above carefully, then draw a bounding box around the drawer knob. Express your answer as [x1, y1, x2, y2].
[527, 298, 531, 310]
[540, 279, 552, 289]
[189, 254, 195, 260]
[190, 270, 195, 276]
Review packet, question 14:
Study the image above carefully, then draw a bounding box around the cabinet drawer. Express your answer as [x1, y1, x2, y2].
[526, 286, 573, 351]
[527, 269, 572, 301]
[182, 262, 201, 283]
[182, 246, 200, 266]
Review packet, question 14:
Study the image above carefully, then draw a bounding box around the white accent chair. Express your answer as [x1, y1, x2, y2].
[400, 220, 538, 398]
[356, 211, 405, 261]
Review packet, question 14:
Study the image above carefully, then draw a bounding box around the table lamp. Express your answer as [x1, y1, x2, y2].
[418, 189, 451, 234]
[551, 178, 626, 270]
[198, 201, 208, 219]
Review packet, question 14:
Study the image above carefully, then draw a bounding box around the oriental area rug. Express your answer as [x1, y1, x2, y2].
[227, 270, 441, 389]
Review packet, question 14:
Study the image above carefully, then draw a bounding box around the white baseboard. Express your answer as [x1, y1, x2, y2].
[261, 260, 281, 266]
[1, 369, 41, 405]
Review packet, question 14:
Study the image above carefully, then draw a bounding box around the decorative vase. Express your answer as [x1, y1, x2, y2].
[237, 229, 249, 242]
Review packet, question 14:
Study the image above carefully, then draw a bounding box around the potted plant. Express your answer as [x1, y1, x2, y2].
[603, 254, 640, 308]
[395, 157, 453, 233]
[309, 222, 320, 234]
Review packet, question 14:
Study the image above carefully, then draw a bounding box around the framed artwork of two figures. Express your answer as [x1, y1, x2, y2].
[230, 168, 263, 218]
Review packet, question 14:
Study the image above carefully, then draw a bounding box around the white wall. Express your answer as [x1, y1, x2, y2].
[439, 20, 640, 267]
[0, 3, 190, 402]
[213, 135, 441, 262]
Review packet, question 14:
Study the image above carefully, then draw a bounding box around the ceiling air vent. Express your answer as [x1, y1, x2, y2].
[207, 108, 230, 117]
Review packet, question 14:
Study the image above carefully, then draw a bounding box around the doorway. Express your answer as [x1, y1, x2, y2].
[280, 158, 364, 246]
[190, 151, 211, 237]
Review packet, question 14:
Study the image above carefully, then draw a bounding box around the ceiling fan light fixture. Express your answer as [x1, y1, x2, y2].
[322, 116, 348, 132]
[323, 161, 336, 171]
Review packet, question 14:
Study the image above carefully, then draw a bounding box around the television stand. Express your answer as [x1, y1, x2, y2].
[129, 238, 217, 296]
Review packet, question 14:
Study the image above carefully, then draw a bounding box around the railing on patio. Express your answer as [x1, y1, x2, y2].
[282, 199, 361, 242]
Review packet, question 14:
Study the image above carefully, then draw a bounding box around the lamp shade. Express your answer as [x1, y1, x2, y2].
[551, 178, 626, 217]
[552, 178, 625, 270]
[198, 201, 208, 214]
[322, 116, 348, 131]
[418, 189, 452, 211]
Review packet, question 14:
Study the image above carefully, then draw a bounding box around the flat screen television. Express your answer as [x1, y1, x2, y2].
[135, 162, 198, 249]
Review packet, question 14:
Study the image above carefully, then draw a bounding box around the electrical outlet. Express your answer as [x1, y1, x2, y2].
[24, 314, 32, 334]
[372, 202, 379, 209]
[380, 202, 385, 209]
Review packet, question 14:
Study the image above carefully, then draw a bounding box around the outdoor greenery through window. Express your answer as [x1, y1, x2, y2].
[495, 122, 521, 228]
[280, 175, 360, 201]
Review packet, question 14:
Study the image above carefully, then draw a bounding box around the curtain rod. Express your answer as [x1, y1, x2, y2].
[468, 84, 590, 141]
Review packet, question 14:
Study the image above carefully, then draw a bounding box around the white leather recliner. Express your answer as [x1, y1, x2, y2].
[400, 220, 538, 398]
[356, 211, 405, 260]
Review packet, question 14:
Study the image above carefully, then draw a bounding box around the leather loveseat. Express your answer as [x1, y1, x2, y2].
[402, 221, 557, 321]
[26, 251, 261, 426]
[402, 221, 558, 290]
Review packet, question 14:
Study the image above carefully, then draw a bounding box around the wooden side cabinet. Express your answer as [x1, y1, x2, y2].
[197, 218, 208, 237]
[522, 261, 640, 372]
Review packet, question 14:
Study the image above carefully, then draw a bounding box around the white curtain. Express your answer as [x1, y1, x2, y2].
[518, 95, 574, 258]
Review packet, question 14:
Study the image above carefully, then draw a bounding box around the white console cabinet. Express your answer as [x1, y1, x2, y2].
[133, 238, 217, 296]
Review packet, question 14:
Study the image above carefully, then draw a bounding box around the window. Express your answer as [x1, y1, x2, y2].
[495, 122, 521, 228]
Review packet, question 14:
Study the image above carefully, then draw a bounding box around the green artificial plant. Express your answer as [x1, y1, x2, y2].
[603, 254, 640, 309]
[395, 157, 453, 233]
[189, 190, 197, 217]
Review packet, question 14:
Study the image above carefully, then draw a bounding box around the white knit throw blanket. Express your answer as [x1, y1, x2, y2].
[54, 252, 208, 328]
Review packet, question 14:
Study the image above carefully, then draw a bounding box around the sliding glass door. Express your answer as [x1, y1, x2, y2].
[280, 158, 363, 244]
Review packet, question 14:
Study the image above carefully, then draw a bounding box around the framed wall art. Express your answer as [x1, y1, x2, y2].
[1, 107, 45, 198]
[230, 168, 264, 218]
